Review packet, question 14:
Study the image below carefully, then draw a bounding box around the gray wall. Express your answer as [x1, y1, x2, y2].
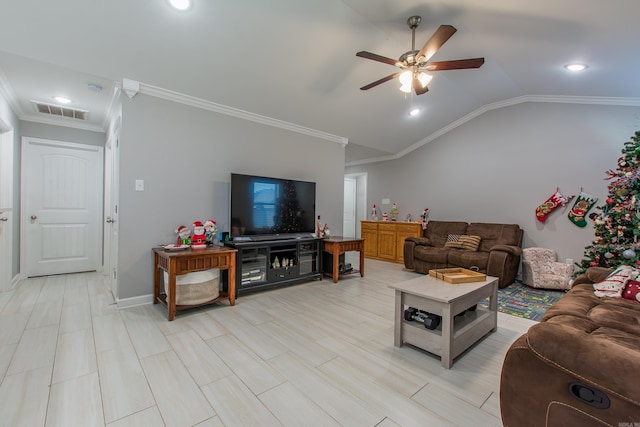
[118, 94, 345, 300]
[346, 102, 640, 265]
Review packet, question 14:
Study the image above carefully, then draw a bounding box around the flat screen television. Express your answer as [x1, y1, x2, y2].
[230, 173, 316, 239]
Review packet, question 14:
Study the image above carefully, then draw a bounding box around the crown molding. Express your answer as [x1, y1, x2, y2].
[128, 80, 349, 146]
[346, 95, 640, 167]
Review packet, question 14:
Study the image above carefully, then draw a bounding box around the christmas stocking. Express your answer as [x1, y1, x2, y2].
[536, 188, 574, 222]
[568, 190, 598, 227]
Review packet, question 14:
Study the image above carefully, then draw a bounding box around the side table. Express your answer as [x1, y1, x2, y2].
[322, 236, 365, 283]
[153, 246, 237, 321]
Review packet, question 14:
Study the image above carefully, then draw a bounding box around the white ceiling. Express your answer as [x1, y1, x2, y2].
[1, 0, 639, 163]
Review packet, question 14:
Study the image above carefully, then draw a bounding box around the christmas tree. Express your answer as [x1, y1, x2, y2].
[577, 130, 640, 273]
[273, 180, 303, 233]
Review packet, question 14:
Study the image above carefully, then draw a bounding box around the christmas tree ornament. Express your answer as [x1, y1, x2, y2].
[568, 190, 598, 227]
[605, 252, 613, 259]
[535, 188, 574, 222]
[623, 249, 636, 259]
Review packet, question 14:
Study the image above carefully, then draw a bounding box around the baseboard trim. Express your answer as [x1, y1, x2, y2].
[116, 294, 154, 309]
[11, 274, 20, 289]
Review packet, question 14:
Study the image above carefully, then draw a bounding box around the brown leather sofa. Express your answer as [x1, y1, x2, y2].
[500, 267, 640, 426]
[403, 221, 523, 288]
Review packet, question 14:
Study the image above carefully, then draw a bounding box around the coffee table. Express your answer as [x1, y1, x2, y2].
[389, 273, 498, 368]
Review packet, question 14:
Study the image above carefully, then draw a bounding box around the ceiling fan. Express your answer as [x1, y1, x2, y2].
[356, 16, 484, 95]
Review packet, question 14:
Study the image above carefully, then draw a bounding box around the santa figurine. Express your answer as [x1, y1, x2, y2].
[191, 221, 207, 249]
[175, 225, 191, 246]
[204, 219, 218, 245]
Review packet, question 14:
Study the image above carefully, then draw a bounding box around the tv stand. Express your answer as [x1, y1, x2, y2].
[224, 236, 322, 294]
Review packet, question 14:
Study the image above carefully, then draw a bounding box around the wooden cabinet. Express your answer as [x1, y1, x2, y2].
[361, 221, 422, 263]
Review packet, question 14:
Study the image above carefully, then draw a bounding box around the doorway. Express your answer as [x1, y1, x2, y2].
[21, 137, 103, 277]
[343, 173, 367, 239]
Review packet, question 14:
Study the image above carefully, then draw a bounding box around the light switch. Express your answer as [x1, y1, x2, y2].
[135, 179, 144, 191]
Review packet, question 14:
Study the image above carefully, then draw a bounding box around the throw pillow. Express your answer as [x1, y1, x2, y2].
[622, 279, 640, 302]
[458, 235, 481, 251]
[593, 265, 640, 298]
[444, 234, 463, 248]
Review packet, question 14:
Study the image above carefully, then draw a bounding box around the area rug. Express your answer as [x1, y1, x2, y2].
[477, 281, 566, 321]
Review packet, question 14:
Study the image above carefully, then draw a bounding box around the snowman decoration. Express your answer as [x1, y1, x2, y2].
[191, 221, 207, 249]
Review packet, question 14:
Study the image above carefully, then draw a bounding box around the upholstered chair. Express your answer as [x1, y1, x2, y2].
[521, 247, 573, 290]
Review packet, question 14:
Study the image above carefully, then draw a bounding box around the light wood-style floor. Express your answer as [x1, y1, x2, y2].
[0, 256, 535, 426]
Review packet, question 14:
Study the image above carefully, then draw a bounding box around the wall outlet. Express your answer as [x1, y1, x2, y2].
[566, 258, 573, 265]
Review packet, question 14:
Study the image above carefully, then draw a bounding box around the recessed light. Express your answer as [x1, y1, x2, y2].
[409, 108, 422, 116]
[564, 63, 588, 72]
[53, 96, 71, 104]
[168, 0, 192, 10]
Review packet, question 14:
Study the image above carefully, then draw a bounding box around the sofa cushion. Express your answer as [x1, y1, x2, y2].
[423, 221, 468, 248]
[458, 235, 481, 251]
[414, 245, 449, 264]
[467, 223, 522, 252]
[446, 249, 489, 271]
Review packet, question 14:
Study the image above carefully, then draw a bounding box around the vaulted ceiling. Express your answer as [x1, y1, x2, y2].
[1, 0, 639, 164]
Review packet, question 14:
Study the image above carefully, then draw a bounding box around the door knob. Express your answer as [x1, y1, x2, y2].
[30, 215, 37, 220]
[106, 217, 116, 223]
[0, 217, 7, 222]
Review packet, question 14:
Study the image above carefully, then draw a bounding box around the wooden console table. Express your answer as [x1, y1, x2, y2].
[153, 246, 237, 321]
[322, 236, 365, 283]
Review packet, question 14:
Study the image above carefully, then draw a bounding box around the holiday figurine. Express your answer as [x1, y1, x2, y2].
[323, 224, 330, 238]
[371, 204, 378, 220]
[382, 212, 389, 221]
[419, 208, 429, 223]
[191, 221, 207, 249]
[390, 203, 399, 221]
[316, 215, 324, 237]
[204, 219, 218, 244]
[535, 187, 574, 222]
[175, 225, 191, 246]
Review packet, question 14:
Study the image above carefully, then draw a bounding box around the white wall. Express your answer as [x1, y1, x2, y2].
[117, 94, 345, 300]
[346, 102, 640, 264]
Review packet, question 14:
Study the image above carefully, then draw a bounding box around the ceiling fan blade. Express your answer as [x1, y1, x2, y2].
[416, 25, 457, 63]
[425, 58, 485, 71]
[413, 78, 429, 95]
[360, 72, 401, 90]
[356, 51, 399, 67]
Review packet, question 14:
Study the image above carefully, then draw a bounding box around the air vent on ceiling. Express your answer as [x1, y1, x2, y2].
[31, 101, 88, 120]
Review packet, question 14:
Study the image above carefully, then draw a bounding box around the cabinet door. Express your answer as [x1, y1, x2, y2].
[362, 228, 378, 257]
[396, 224, 422, 263]
[377, 230, 396, 260]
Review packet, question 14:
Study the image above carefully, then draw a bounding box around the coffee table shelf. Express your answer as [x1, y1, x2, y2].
[390, 274, 498, 369]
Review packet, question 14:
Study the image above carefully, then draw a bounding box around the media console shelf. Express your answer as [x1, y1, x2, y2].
[224, 236, 323, 294]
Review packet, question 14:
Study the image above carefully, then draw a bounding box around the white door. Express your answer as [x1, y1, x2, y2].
[343, 177, 356, 238]
[0, 122, 13, 291]
[22, 138, 103, 277]
[103, 122, 120, 299]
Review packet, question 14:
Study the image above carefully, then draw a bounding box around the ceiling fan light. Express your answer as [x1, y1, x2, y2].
[564, 63, 588, 71]
[399, 70, 413, 85]
[399, 83, 412, 93]
[417, 72, 432, 88]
